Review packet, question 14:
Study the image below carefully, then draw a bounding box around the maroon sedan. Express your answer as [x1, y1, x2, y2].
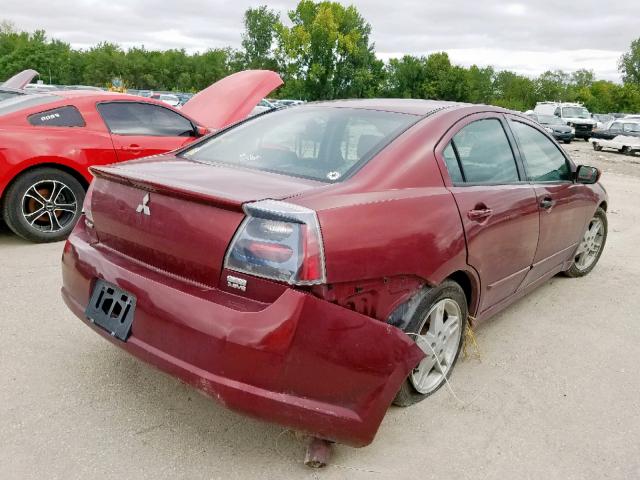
[61, 99, 608, 447]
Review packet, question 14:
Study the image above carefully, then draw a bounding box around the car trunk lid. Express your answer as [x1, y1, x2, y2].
[180, 70, 283, 130]
[89, 156, 323, 287]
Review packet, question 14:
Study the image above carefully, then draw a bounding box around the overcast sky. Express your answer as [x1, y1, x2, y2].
[3, 0, 638, 81]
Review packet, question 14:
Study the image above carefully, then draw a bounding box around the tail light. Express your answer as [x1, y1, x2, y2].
[81, 183, 98, 244]
[224, 200, 326, 285]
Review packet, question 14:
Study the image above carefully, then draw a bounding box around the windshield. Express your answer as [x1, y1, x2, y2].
[182, 107, 419, 182]
[537, 115, 563, 125]
[562, 106, 590, 119]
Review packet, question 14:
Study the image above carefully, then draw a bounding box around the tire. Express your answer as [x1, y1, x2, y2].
[593, 143, 602, 151]
[621, 146, 631, 155]
[2, 168, 85, 243]
[392, 280, 468, 407]
[564, 140, 571, 144]
[563, 207, 607, 278]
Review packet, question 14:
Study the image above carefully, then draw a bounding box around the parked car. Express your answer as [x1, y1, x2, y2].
[62, 85, 105, 91]
[24, 83, 60, 93]
[590, 120, 640, 140]
[591, 135, 640, 155]
[249, 98, 278, 116]
[0, 70, 282, 242]
[61, 99, 607, 449]
[529, 114, 575, 143]
[150, 93, 180, 107]
[274, 99, 305, 107]
[592, 113, 614, 129]
[533, 102, 596, 140]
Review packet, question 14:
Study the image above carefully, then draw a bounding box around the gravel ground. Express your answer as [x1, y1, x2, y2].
[1, 141, 639, 479]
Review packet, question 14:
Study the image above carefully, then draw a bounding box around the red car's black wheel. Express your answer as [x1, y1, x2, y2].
[2, 168, 85, 243]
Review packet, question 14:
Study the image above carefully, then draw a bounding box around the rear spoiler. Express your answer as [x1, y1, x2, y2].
[90, 165, 245, 211]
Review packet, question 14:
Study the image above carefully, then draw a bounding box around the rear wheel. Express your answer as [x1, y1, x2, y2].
[392, 281, 467, 406]
[2, 168, 85, 243]
[593, 142, 603, 151]
[563, 140, 571, 144]
[621, 146, 631, 155]
[564, 208, 607, 277]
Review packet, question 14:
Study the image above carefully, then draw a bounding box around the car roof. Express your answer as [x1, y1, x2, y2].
[309, 98, 470, 116]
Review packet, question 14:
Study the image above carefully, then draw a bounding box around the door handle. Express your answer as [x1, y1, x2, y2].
[467, 207, 493, 221]
[540, 197, 555, 210]
[121, 144, 143, 153]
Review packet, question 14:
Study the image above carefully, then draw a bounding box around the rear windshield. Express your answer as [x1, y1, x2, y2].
[0, 94, 61, 117]
[182, 107, 419, 182]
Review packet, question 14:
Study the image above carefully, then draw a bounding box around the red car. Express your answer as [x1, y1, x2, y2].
[0, 70, 282, 242]
[61, 100, 608, 448]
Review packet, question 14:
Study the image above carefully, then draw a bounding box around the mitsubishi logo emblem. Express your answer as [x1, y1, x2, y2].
[136, 193, 151, 216]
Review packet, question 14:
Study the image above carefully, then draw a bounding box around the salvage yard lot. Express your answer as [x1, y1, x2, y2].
[1, 141, 639, 479]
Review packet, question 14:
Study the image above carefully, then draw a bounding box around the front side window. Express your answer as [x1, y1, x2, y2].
[450, 119, 520, 184]
[27, 105, 85, 127]
[97, 102, 195, 137]
[510, 121, 570, 182]
[182, 107, 418, 182]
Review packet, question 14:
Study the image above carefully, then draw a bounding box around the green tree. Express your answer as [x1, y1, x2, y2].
[536, 70, 570, 102]
[383, 55, 427, 98]
[492, 71, 537, 111]
[465, 65, 494, 104]
[276, 0, 381, 100]
[619, 38, 640, 85]
[241, 6, 280, 70]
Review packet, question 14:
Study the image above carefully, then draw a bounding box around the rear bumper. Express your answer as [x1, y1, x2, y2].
[61, 221, 424, 447]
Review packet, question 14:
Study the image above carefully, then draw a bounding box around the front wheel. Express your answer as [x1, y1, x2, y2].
[2, 168, 85, 243]
[564, 208, 607, 277]
[392, 281, 468, 406]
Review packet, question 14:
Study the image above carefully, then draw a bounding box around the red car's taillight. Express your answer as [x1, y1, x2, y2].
[224, 200, 326, 285]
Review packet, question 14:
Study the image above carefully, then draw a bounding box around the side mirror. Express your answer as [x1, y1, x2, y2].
[576, 165, 600, 184]
[193, 125, 209, 137]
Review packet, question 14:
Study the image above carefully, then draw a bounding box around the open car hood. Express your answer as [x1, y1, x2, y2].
[181, 70, 283, 130]
[2, 69, 39, 89]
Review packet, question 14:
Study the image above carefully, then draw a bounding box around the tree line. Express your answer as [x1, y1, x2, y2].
[2, 1, 640, 113]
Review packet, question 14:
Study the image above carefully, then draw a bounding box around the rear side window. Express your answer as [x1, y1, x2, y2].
[28, 106, 85, 127]
[510, 121, 570, 182]
[451, 119, 519, 184]
[97, 102, 194, 137]
[442, 143, 463, 183]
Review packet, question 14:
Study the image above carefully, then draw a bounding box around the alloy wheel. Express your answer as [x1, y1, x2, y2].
[410, 298, 463, 394]
[21, 179, 78, 233]
[574, 217, 604, 271]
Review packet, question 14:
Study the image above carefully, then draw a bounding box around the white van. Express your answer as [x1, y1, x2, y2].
[533, 102, 596, 140]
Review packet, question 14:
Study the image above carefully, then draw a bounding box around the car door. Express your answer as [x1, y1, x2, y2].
[507, 117, 592, 287]
[96, 101, 199, 162]
[437, 113, 540, 313]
